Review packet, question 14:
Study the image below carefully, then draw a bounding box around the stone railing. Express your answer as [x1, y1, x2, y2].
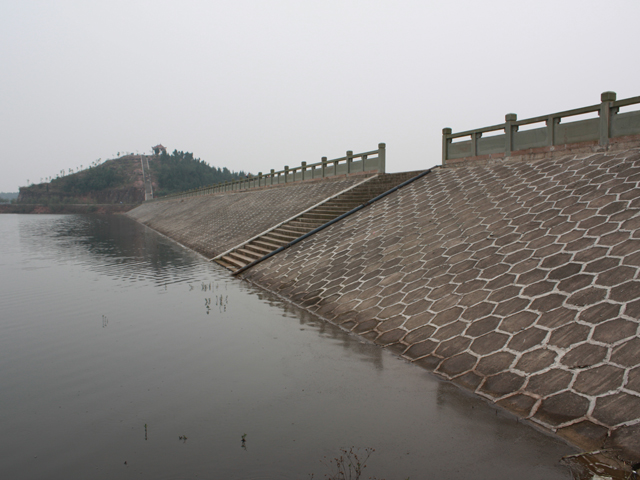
[442, 92, 640, 164]
[154, 143, 386, 201]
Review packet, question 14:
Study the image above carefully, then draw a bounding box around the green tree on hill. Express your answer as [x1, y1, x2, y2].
[152, 150, 245, 195]
[60, 165, 125, 194]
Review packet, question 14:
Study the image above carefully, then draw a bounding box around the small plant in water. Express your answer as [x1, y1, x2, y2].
[322, 446, 380, 480]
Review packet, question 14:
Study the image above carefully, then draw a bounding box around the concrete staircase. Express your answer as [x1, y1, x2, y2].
[214, 172, 421, 273]
[140, 156, 154, 201]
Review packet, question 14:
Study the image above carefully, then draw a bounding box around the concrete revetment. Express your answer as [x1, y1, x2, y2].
[127, 102, 640, 467]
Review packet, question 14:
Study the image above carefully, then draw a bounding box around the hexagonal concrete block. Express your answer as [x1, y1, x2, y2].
[465, 316, 501, 337]
[610, 337, 640, 367]
[497, 393, 537, 417]
[610, 281, 640, 303]
[515, 348, 557, 374]
[437, 352, 478, 378]
[374, 328, 406, 346]
[469, 331, 510, 355]
[592, 392, 640, 426]
[578, 302, 621, 324]
[592, 319, 638, 344]
[403, 339, 438, 360]
[626, 366, 640, 394]
[431, 307, 464, 326]
[435, 336, 472, 358]
[452, 371, 483, 390]
[556, 421, 609, 452]
[534, 391, 590, 427]
[500, 311, 538, 333]
[573, 364, 625, 396]
[480, 372, 526, 398]
[548, 323, 591, 349]
[526, 369, 573, 397]
[475, 351, 516, 376]
[508, 327, 548, 352]
[403, 325, 436, 344]
[604, 423, 640, 463]
[561, 343, 608, 368]
[566, 287, 608, 307]
[530, 294, 566, 313]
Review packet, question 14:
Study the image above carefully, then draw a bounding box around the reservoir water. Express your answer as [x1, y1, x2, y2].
[0, 214, 577, 479]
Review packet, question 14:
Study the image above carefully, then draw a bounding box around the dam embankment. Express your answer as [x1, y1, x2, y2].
[127, 173, 377, 258]
[126, 143, 640, 463]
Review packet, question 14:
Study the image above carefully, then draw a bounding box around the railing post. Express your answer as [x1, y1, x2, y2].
[346, 150, 353, 174]
[442, 128, 451, 164]
[600, 91, 617, 147]
[546, 116, 559, 146]
[378, 143, 386, 173]
[258, 172, 262, 187]
[333, 158, 339, 176]
[284, 166, 289, 183]
[321, 157, 327, 177]
[301, 161, 306, 181]
[505, 113, 517, 157]
[270, 169, 275, 185]
[471, 132, 480, 157]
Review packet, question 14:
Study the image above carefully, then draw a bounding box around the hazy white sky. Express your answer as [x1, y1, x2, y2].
[1, 0, 639, 192]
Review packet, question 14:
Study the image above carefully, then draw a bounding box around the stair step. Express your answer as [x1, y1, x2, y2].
[245, 243, 273, 256]
[300, 212, 336, 220]
[254, 238, 283, 250]
[213, 173, 428, 275]
[280, 224, 310, 234]
[288, 218, 325, 227]
[236, 247, 262, 260]
[260, 235, 288, 246]
[269, 230, 299, 242]
[227, 251, 255, 264]
[276, 227, 305, 237]
[215, 259, 235, 270]
[220, 255, 246, 269]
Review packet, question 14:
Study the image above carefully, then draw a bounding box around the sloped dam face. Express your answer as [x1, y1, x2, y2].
[0, 214, 579, 479]
[123, 144, 640, 475]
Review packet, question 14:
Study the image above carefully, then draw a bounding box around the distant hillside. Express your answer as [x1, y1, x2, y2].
[152, 150, 245, 197]
[17, 150, 245, 205]
[19, 155, 147, 205]
[0, 192, 18, 203]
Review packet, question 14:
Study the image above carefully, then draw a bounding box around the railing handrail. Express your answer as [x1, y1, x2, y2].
[442, 92, 640, 164]
[152, 143, 386, 201]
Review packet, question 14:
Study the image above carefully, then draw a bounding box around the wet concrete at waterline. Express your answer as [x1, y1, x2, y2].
[0, 215, 579, 479]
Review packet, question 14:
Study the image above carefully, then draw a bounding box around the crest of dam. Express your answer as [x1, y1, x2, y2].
[126, 94, 640, 468]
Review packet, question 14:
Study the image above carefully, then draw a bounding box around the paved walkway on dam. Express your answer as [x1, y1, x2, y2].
[126, 175, 373, 258]
[241, 145, 640, 462]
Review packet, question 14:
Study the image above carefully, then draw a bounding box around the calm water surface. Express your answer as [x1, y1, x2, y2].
[0, 214, 576, 479]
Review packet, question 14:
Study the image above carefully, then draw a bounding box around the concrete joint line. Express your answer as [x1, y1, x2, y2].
[211, 175, 379, 261]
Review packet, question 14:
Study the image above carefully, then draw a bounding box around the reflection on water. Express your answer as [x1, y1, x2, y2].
[18, 214, 204, 287]
[0, 214, 577, 480]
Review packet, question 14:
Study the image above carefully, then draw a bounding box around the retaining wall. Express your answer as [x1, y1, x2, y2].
[126, 174, 373, 258]
[241, 144, 640, 461]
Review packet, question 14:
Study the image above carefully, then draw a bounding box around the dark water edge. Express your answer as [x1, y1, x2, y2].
[0, 214, 578, 480]
[0, 204, 135, 214]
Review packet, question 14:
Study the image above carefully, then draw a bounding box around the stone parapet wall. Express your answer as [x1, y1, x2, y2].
[445, 134, 640, 169]
[242, 145, 640, 460]
[126, 175, 373, 258]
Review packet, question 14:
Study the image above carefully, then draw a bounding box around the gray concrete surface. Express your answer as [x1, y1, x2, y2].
[126, 175, 372, 258]
[241, 145, 640, 461]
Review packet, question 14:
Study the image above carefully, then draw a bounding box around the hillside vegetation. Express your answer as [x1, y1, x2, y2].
[152, 150, 245, 196]
[17, 150, 246, 205]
